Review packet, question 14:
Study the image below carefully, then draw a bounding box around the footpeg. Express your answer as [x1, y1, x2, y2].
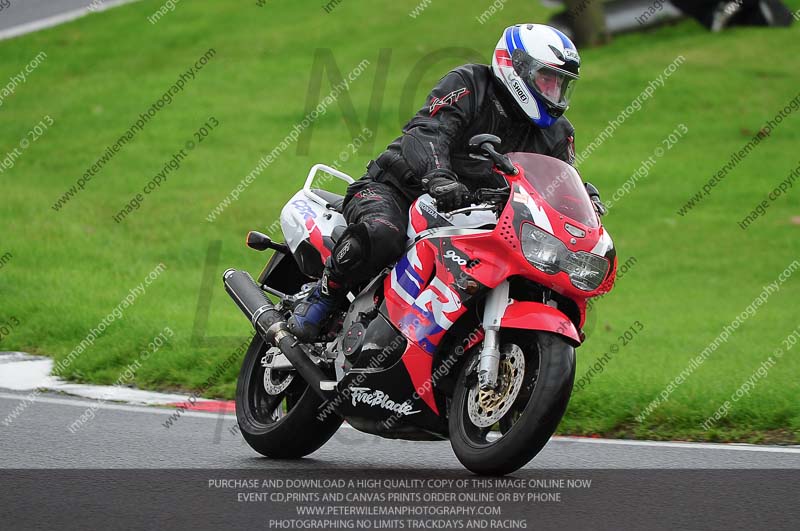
[223, 268, 335, 400]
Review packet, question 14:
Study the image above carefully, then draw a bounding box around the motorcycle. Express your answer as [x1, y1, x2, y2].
[222, 134, 617, 475]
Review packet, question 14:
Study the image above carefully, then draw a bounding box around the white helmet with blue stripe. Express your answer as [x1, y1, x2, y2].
[492, 24, 581, 128]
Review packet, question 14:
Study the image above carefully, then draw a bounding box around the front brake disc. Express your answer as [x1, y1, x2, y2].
[466, 344, 526, 428]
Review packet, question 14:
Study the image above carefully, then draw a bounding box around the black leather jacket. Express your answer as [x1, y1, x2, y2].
[371, 63, 576, 201]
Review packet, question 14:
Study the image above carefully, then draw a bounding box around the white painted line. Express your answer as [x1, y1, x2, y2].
[2, 392, 798, 454]
[0, 0, 142, 42]
[550, 436, 800, 454]
[0, 392, 235, 421]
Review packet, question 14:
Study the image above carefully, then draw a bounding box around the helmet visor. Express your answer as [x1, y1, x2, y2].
[512, 49, 578, 111]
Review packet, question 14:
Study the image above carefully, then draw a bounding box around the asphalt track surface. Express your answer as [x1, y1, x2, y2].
[0, 0, 138, 39]
[2, 390, 799, 469]
[0, 0, 93, 31]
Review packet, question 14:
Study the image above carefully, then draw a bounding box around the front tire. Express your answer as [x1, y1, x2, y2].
[236, 336, 343, 458]
[449, 331, 575, 475]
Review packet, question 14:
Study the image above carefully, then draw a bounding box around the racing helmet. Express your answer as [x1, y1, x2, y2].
[492, 24, 581, 128]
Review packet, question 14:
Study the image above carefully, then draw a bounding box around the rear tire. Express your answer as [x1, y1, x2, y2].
[449, 331, 575, 475]
[236, 336, 343, 458]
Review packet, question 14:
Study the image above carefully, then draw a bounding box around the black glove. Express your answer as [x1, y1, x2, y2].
[425, 174, 470, 213]
[585, 182, 607, 216]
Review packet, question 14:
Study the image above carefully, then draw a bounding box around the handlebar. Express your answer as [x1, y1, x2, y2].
[470, 187, 510, 205]
[435, 187, 510, 216]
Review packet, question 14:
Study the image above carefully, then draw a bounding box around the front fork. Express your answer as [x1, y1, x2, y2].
[477, 280, 510, 390]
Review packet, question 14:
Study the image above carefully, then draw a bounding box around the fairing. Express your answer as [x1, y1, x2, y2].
[279, 190, 345, 277]
[279, 154, 616, 433]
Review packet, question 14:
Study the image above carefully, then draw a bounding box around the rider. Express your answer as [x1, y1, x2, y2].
[288, 23, 603, 341]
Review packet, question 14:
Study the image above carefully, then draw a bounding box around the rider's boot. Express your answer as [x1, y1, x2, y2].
[287, 268, 346, 342]
[287, 228, 368, 341]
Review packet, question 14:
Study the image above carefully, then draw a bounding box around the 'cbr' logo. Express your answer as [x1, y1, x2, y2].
[292, 199, 317, 220]
[429, 87, 470, 117]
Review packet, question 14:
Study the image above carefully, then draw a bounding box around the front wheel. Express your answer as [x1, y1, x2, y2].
[449, 331, 575, 475]
[235, 336, 343, 458]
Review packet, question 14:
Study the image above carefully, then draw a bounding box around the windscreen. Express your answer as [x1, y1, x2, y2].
[508, 152, 598, 228]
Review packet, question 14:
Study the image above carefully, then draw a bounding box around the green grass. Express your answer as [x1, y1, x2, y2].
[1, 0, 798, 442]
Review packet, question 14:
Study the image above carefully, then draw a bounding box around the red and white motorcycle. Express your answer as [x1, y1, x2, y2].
[223, 134, 616, 475]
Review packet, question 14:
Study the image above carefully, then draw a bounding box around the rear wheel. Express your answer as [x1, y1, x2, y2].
[236, 336, 342, 458]
[449, 331, 575, 475]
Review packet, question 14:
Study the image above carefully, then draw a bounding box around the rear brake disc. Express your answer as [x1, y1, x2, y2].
[261, 348, 294, 395]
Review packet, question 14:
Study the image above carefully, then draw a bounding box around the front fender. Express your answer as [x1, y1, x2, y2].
[500, 301, 582, 346]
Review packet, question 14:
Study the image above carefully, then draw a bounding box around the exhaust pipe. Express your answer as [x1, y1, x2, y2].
[222, 269, 334, 400]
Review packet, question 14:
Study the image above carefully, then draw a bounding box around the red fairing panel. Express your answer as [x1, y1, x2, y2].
[305, 217, 332, 262]
[384, 240, 470, 415]
[400, 345, 438, 415]
[500, 301, 582, 345]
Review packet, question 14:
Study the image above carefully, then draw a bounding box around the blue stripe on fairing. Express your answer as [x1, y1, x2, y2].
[399, 313, 444, 355]
[511, 25, 526, 53]
[395, 254, 423, 298]
[419, 337, 438, 355]
[550, 26, 576, 51]
[504, 26, 514, 54]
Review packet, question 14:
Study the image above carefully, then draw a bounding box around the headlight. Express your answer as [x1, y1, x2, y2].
[520, 224, 609, 291]
[561, 251, 609, 291]
[521, 224, 562, 274]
